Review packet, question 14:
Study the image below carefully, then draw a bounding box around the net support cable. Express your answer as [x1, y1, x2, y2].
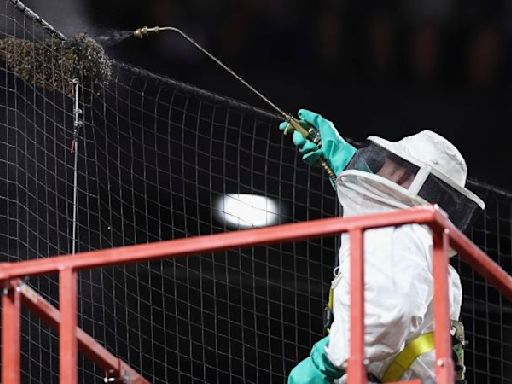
[70, 78, 81, 255]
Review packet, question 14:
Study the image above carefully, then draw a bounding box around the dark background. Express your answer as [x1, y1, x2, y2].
[23, 0, 512, 192]
[1, 1, 511, 383]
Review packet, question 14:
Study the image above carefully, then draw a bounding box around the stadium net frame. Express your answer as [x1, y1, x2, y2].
[1, 205, 512, 384]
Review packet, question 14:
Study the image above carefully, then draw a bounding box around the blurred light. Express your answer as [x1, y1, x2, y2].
[215, 194, 281, 229]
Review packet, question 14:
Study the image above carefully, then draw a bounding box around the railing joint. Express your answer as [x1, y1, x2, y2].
[103, 359, 131, 383]
[2, 279, 19, 295]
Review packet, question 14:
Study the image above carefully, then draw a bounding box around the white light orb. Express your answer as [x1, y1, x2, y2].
[215, 194, 281, 229]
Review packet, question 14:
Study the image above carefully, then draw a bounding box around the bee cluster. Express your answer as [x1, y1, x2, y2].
[0, 33, 112, 97]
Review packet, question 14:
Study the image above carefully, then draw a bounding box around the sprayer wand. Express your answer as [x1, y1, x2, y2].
[133, 25, 337, 183]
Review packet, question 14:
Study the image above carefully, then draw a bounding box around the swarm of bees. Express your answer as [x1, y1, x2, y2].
[0, 33, 112, 97]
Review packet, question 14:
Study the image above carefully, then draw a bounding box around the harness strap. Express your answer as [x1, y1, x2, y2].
[381, 332, 435, 382]
[323, 286, 335, 334]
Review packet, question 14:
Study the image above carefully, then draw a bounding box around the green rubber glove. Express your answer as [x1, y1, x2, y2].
[279, 109, 357, 178]
[287, 336, 344, 384]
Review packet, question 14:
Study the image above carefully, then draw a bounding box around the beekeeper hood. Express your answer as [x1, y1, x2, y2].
[336, 130, 485, 232]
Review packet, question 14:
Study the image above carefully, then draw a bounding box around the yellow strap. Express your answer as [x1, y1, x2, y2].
[381, 332, 435, 382]
[327, 286, 334, 310]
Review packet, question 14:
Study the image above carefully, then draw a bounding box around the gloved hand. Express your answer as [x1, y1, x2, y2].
[279, 109, 357, 178]
[288, 336, 344, 384]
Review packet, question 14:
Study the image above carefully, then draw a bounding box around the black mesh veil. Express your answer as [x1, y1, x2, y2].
[345, 141, 484, 232]
[418, 175, 482, 232]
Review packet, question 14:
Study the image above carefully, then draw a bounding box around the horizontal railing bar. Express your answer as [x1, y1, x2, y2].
[1, 205, 510, 304]
[444, 221, 512, 302]
[0, 206, 438, 279]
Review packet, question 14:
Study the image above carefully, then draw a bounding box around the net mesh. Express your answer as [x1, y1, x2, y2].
[453, 183, 512, 383]
[0, 1, 511, 382]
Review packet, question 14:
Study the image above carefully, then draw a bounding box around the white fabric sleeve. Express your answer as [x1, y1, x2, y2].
[327, 225, 434, 367]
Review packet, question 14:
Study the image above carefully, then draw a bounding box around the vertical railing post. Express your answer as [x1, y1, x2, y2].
[347, 228, 367, 384]
[59, 268, 78, 384]
[432, 228, 454, 384]
[2, 280, 21, 384]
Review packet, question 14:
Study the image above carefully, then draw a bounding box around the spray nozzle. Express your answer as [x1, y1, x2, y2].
[133, 26, 161, 39]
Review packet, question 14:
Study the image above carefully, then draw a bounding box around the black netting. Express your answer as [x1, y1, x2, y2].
[0, 1, 511, 383]
[454, 181, 512, 384]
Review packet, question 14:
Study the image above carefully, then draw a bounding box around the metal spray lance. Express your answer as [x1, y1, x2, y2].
[133, 25, 337, 184]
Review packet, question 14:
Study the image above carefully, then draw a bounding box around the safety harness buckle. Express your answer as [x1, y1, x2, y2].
[451, 320, 467, 382]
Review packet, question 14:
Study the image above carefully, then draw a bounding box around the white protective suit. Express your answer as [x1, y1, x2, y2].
[326, 130, 484, 382]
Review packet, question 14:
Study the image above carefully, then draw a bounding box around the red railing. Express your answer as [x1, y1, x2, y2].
[1, 205, 511, 384]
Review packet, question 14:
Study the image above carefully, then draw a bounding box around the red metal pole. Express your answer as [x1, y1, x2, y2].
[17, 282, 150, 383]
[59, 268, 78, 384]
[2, 280, 21, 384]
[347, 229, 367, 384]
[432, 228, 454, 384]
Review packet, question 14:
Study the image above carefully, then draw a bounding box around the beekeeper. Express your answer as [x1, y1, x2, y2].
[280, 109, 484, 383]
